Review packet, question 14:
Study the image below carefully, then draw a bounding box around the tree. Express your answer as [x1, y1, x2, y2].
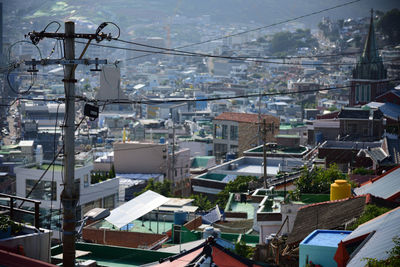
[377, 9, 400, 45]
[136, 178, 172, 197]
[293, 164, 347, 195]
[190, 194, 214, 211]
[234, 240, 255, 259]
[216, 176, 258, 208]
[348, 205, 391, 230]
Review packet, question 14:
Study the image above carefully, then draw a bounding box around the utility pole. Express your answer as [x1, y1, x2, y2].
[25, 21, 110, 267]
[262, 120, 275, 188]
[62, 21, 76, 267]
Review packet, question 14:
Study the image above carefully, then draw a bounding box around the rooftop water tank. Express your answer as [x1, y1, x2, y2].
[174, 210, 187, 225]
[330, 180, 351, 201]
[159, 137, 165, 144]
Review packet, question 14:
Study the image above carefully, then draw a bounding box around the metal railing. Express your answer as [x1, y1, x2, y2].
[0, 193, 41, 228]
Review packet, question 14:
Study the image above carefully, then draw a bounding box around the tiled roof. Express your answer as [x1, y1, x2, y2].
[214, 112, 277, 123]
[338, 108, 383, 119]
[287, 194, 398, 245]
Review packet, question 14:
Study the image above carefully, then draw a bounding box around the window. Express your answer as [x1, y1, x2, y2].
[84, 174, 89, 187]
[355, 85, 360, 102]
[230, 145, 238, 153]
[215, 124, 222, 139]
[230, 125, 238, 140]
[26, 179, 56, 201]
[222, 125, 228, 139]
[103, 195, 115, 210]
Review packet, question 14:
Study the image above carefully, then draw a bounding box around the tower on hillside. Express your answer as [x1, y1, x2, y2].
[349, 9, 389, 106]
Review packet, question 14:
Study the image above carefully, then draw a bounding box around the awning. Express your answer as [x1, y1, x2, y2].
[105, 190, 169, 229]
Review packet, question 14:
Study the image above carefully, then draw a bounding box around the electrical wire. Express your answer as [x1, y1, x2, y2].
[124, 0, 361, 61]
[18, 116, 87, 208]
[76, 40, 398, 67]
[78, 78, 400, 106]
[49, 103, 61, 231]
[115, 38, 396, 60]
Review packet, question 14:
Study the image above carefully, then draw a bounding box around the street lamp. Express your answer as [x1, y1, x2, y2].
[76, 208, 110, 237]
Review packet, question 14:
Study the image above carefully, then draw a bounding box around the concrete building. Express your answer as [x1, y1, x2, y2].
[15, 161, 119, 237]
[213, 112, 279, 161]
[191, 156, 304, 198]
[113, 142, 190, 196]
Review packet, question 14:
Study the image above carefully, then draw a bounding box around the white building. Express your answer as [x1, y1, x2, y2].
[15, 163, 119, 221]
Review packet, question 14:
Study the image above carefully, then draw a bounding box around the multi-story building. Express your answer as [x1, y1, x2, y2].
[212, 112, 279, 160]
[15, 159, 119, 237]
[113, 141, 191, 196]
[338, 108, 384, 141]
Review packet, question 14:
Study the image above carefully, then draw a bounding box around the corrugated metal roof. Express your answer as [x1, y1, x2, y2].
[355, 166, 400, 199]
[344, 207, 400, 267]
[105, 190, 169, 229]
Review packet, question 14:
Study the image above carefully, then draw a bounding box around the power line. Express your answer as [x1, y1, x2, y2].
[115, 38, 396, 60]
[77, 40, 398, 67]
[80, 78, 400, 106]
[124, 0, 361, 61]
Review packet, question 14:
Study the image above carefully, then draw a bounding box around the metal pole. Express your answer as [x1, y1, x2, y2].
[62, 21, 77, 267]
[263, 119, 267, 188]
[172, 121, 175, 191]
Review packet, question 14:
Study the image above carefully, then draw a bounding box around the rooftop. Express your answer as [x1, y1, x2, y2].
[51, 242, 174, 267]
[301, 230, 351, 247]
[93, 219, 174, 234]
[245, 145, 307, 155]
[214, 112, 277, 123]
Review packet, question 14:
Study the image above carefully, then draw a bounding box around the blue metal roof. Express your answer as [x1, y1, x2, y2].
[343, 207, 400, 267]
[355, 166, 400, 199]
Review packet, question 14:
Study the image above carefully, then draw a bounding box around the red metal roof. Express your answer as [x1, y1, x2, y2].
[214, 112, 277, 123]
[0, 248, 57, 267]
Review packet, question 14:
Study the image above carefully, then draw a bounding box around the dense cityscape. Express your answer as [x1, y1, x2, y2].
[0, 0, 399, 266]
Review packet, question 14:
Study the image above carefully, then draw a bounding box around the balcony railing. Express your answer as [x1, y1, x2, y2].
[0, 193, 41, 228]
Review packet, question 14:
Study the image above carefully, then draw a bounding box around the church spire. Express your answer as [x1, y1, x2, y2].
[362, 9, 379, 62]
[352, 9, 387, 80]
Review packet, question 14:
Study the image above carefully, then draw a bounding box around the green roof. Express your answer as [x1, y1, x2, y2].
[51, 242, 175, 267]
[275, 134, 300, 138]
[191, 156, 214, 168]
[199, 173, 226, 181]
[299, 194, 330, 204]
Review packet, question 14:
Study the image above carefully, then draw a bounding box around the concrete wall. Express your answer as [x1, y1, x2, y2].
[82, 227, 168, 249]
[114, 142, 167, 174]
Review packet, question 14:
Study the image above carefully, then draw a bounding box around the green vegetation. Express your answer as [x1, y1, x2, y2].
[234, 240, 255, 259]
[348, 205, 391, 230]
[190, 194, 214, 211]
[269, 29, 319, 55]
[377, 9, 400, 45]
[353, 167, 374, 175]
[290, 164, 349, 198]
[364, 236, 400, 266]
[216, 176, 258, 207]
[136, 178, 172, 197]
[0, 215, 23, 236]
[90, 165, 116, 184]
